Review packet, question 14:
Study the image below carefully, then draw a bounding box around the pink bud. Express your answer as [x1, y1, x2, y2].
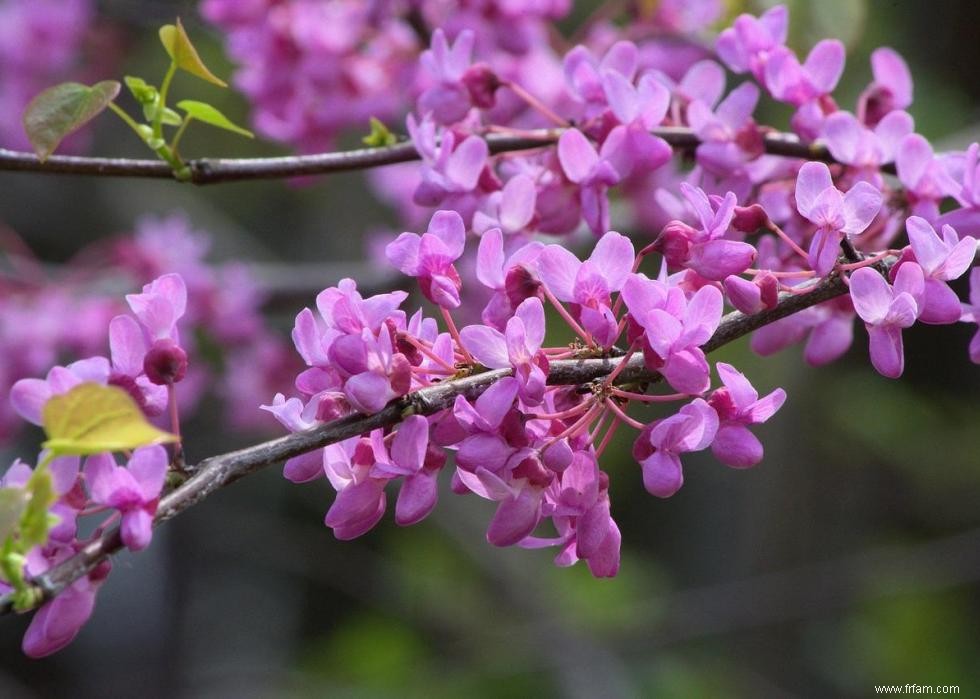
[143, 339, 187, 385]
[731, 203, 770, 233]
[654, 221, 696, 268]
[462, 63, 500, 109]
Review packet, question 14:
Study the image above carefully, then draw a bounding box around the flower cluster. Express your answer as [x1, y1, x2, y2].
[0, 214, 294, 443]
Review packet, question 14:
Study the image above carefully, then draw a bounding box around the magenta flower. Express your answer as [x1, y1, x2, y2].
[563, 41, 637, 112]
[457, 463, 546, 547]
[452, 377, 522, 474]
[896, 134, 959, 222]
[653, 59, 726, 111]
[763, 40, 845, 107]
[107, 315, 168, 415]
[961, 268, 980, 364]
[84, 446, 168, 552]
[556, 128, 622, 235]
[715, 5, 788, 82]
[849, 263, 924, 378]
[858, 47, 913, 127]
[418, 29, 476, 124]
[408, 115, 488, 207]
[387, 210, 467, 308]
[655, 183, 756, 280]
[460, 297, 549, 405]
[537, 230, 635, 346]
[474, 228, 544, 330]
[821, 110, 914, 185]
[321, 434, 387, 540]
[473, 173, 537, 236]
[125, 273, 189, 385]
[708, 363, 786, 468]
[21, 571, 104, 659]
[723, 271, 778, 315]
[687, 82, 762, 176]
[900, 217, 977, 324]
[794, 161, 883, 276]
[937, 142, 980, 234]
[600, 71, 672, 177]
[622, 274, 723, 394]
[11, 356, 110, 425]
[632, 398, 719, 497]
[330, 324, 412, 414]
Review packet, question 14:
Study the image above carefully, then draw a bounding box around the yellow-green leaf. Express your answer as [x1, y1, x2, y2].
[159, 18, 227, 87]
[0, 489, 28, 544]
[23, 81, 121, 161]
[176, 100, 253, 138]
[363, 117, 397, 147]
[19, 470, 55, 549]
[41, 383, 179, 456]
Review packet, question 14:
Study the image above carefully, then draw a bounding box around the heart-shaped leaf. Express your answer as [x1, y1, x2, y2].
[23, 81, 121, 161]
[42, 383, 179, 456]
[176, 100, 253, 138]
[18, 470, 55, 550]
[159, 19, 227, 87]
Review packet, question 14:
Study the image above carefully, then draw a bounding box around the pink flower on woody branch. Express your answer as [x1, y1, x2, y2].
[563, 41, 638, 113]
[107, 315, 168, 415]
[407, 115, 488, 208]
[821, 110, 914, 186]
[460, 297, 549, 405]
[632, 398, 719, 498]
[654, 183, 756, 280]
[896, 134, 959, 222]
[794, 161, 883, 276]
[687, 82, 763, 176]
[763, 40, 845, 107]
[474, 228, 543, 330]
[418, 29, 477, 125]
[387, 210, 467, 308]
[715, 5, 788, 83]
[622, 274, 723, 395]
[708, 363, 786, 468]
[599, 71, 672, 177]
[895, 217, 977, 324]
[84, 446, 168, 552]
[11, 357, 109, 425]
[536, 230, 635, 347]
[858, 47, 913, 128]
[556, 128, 621, 235]
[473, 173, 536, 236]
[937, 142, 980, 235]
[849, 263, 925, 378]
[125, 273, 189, 385]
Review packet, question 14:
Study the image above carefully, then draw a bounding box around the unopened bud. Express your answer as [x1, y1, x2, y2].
[143, 339, 187, 385]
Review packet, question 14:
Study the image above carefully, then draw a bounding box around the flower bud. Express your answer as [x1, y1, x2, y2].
[504, 264, 541, 308]
[462, 63, 500, 109]
[654, 220, 696, 268]
[143, 339, 187, 385]
[731, 203, 770, 233]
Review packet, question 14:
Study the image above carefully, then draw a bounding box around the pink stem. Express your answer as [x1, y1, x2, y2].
[610, 387, 689, 403]
[541, 286, 593, 346]
[603, 398, 645, 430]
[503, 80, 570, 127]
[441, 307, 474, 364]
[767, 221, 810, 262]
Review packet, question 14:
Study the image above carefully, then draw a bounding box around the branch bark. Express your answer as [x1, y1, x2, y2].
[0, 127, 848, 184]
[0, 262, 870, 615]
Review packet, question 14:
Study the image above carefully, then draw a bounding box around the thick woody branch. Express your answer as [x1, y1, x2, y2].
[0, 260, 876, 616]
[0, 128, 848, 184]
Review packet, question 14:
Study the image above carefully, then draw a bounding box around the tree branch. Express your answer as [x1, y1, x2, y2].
[0, 261, 873, 616]
[0, 127, 848, 185]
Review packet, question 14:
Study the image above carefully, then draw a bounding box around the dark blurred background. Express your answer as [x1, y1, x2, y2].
[2, 1, 979, 697]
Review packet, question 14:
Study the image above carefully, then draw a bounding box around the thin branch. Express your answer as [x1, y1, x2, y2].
[0, 261, 871, 616]
[0, 127, 847, 185]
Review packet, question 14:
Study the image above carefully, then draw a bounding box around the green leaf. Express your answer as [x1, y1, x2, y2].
[22, 81, 121, 161]
[176, 100, 253, 138]
[159, 19, 227, 87]
[19, 470, 55, 550]
[124, 75, 158, 105]
[0, 489, 28, 544]
[41, 383, 179, 456]
[363, 117, 397, 147]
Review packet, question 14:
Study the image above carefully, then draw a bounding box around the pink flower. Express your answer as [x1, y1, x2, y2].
[387, 210, 467, 308]
[961, 268, 980, 363]
[898, 217, 977, 324]
[474, 228, 544, 330]
[473, 173, 537, 236]
[599, 71, 672, 178]
[858, 47, 913, 127]
[896, 134, 959, 222]
[716, 5, 788, 82]
[849, 263, 925, 378]
[794, 161, 883, 276]
[764, 40, 845, 107]
[821, 110, 914, 185]
[708, 363, 786, 468]
[632, 398, 719, 497]
[461, 297, 549, 405]
[556, 128, 622, 235]
[418, 29, 476, 124]
[84, 446, 168, 552]
[687, 82, 762, 176]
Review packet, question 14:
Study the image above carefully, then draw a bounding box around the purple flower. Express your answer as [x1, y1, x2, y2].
[556, 128, 622, 235]
[937, 142, 980, 235]
[900, 217, 977, 324]
[537, 231, 635, 346]
[10, 356, 110, 425]
[452, 377, 522, 474]
[632, 398, 719, 497]
[563, 41, 637, 113]
[84, 446, 168, 551]
[106, 315, 168, 414]
[858, 47, 913, 127]
[896, 134, 959, 222]
[473, 173, 536, 236]
[599, 71, 672, 177]
[418, 29, 476, 124]
[408, 115, 488, 208]
[321, 434, 387, 540]
[474, 228, 544, 330]
[622, 274, 723, 394]
[22, 575, 99, 659]
[387, 210, 467, 308]
[961, 268, 980, 364]
[654, 184, 756, 280]
[849, 263, 924, 378]
[723, 271, 778, 315]
[125, 273, 190, 385]
[708, 363, 786, 468]
[795, 161, 883, 276]
[764, 40, 845, 107]
[687, 82, 762, 176]
[461, 297, 549, 405]
[716, 5, 789, 82]
[821, 110, 914, 185]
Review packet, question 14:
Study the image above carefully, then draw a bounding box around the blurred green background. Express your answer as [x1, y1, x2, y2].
[1, 1, 979, 697]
